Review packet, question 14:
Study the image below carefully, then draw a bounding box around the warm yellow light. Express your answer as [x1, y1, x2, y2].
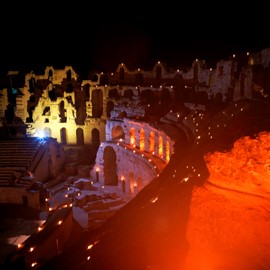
[31, 262, 37, 267]
[87, 244, 93, 250]
[151, 196, 159, 203]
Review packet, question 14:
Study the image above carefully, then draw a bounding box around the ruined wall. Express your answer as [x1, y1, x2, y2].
[106, 118, 174, 162]
[92, 142, 158, 194]
[0, 187, 40, 208]
[0, 88, 8, 118]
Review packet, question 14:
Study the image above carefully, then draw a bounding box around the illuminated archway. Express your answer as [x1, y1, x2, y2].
[112, 126, 125, 141]
[130, 127, 136, 147]
[158, 135, 163, 158]
[139, 128, 145, 151]
[166, 140, 170, 162]
[149, 131, 155, 153]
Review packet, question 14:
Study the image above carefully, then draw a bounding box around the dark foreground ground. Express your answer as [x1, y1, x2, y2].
[0, 204, 41, 264]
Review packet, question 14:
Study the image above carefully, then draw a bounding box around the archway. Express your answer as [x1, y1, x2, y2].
[139, 128, 145, 151]
[149, 131, 155, 153]
[112, 126, 125, 141]
[92, 128, 100, 151]
[130, 127, 136, 147]
[166, 140, 170, 162]
[60, 128, 67, 144]
[158, 135, 163, 158]
[92, 89, 103, 118]
[76, 128, 84, 145]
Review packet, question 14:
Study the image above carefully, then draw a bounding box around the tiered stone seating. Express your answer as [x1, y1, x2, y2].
[0, 138, 43, 188]
[0, 170, 13, 186]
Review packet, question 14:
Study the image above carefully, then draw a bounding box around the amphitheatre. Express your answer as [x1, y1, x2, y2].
[0, 47, 270, 270]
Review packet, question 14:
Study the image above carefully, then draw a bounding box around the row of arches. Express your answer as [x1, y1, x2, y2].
[36, 127, 101, 146]
[111, 124, 172, 163]
[130, 128, 171, 162]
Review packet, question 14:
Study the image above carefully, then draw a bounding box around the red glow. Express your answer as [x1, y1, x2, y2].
[185, 131, 270, 269]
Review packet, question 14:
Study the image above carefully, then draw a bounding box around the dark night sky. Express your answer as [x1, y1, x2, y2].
[1, 3, 269, 77]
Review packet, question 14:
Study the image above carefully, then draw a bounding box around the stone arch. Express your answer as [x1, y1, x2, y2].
[130, 127, 136, 147]
[76, 128, 84, 145]
[103, 146, 118, 186]
[149, 131, 155, 153]
[139, 128, 145, 151]
[129, 171, 135, 194]
[112, 125, 125, 140]
[106, 100, 114, 117]
[158, 135, 163, 158]
[165, 140, 170, 162]
[92, 128, 100, 151]
[92, 89, 103, 118]
[60, 128, 67, 144]
[59, 100, 66, 122]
